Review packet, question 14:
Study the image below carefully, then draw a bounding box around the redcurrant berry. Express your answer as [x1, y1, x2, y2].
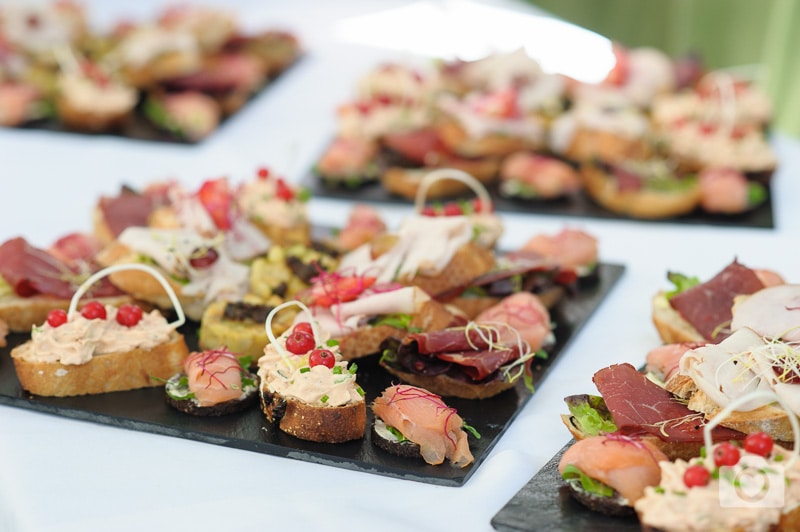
[80, 301, 107, 320]
[46, 309, 68, 328]
[116, 304, 143, 327]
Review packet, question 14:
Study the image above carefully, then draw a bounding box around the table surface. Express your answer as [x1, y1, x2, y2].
[1, 1, 798, 531]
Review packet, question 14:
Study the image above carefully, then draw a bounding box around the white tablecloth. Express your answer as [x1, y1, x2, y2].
[1, 1, 798, 530]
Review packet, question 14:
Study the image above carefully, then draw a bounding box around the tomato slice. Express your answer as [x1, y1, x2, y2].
[196, 177, 233, 230]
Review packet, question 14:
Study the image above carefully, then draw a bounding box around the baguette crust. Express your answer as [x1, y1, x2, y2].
[397, 241, 495, 296]
[564, 128, 652, 164]
[0, 294, 138, 333]
[651, 291, 705, 344]
[198, 300, 295, 358]
[687, 389, 795, 443]
[55, 95, 132, 132]
[381, 161, 498, 200]
[260, 389, 366, 443]
[96, 241, 206, 320]
[338, 299, 456, 360]
[437, 118, 536, 158]
[11, 330, 189, 397]
[581, 164, 701, 219]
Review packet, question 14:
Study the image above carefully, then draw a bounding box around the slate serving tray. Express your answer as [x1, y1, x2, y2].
[304, 170, 774, 229]
[0, 263, 623, 486]
[491, 440, 641, 531]
[15, 55, 302, 145]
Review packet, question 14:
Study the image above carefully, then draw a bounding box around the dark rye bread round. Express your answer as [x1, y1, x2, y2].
[563, 479, 635, 518]
[165, 372, 259, 416]
[370, 419, 422, 459]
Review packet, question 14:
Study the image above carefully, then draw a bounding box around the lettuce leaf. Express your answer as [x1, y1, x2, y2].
[665, 271, 700, 298]
[561, 464, 615, 497]
[564, 394, 617, 437]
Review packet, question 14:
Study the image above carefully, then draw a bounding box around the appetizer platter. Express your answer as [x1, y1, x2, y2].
[309, 45, 777, 228]
[0, 265, 623, 486]
[493, 259, 800, 529]
[0, 165, 624, 486]
[0, 1, 301, 143]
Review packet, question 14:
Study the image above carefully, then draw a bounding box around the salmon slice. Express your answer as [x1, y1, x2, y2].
[645, 342, 704, 381]
[475, 291, 552, 351]
[184, 349, 244, 406]
[521, 229, 598, 271]
[372, 385, 474, 467]
[558, 435, 667, 503]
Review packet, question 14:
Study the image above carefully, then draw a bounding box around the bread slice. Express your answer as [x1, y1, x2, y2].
[338, 299, 456, 360]
[260, 389, 366, 443]
[437, 118, 535, 158]
[198, 300, 296, 358]
[651, 291, 705, 344]
[11, 330, 189, 397]
[397, 241, 495, 297]
[96, 241, 206, 320]
[686, 389, 795, 443]
[580, 163, 702, 219]
[381, 161, 498, 201]
[0, 294, 138, 333]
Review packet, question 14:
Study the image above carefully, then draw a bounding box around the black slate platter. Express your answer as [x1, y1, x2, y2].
[15, 55, 302, 145]
[304, 170, 774, 229]
[491, 440, 640, 531]
[0, 263, 623, 486]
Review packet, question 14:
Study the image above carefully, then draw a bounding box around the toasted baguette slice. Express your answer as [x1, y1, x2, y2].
[397, 241, 495, 297]
[198, 300, 296, 359]
[651, 290, 705, 344]
[580, 163, 702, 219]
[563, 127, 652, 164]
[0, 294, 138, 333]
[686, 389, 795, 443]
[381, 161, 498, 201]
[338, 299, 456, 360]
[260, 389, 366, 443]
[96, 241, 206, 320]
[11, 330, 189, 397]
[437, 118, 537, 158]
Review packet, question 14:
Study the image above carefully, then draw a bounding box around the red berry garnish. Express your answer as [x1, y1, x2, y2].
[309, 348, 335, 368]
[46, 309, 68, 327]
[713, 443, 741, 467]
[275, 178, 294, 201]
[189, 247, 219, 269]
[286, 330, 315, 355]
[80, 301, 107, 320]
[292, 322, 314, 336]
[257, 167, 270, 179]
[443, 202, 463, 216]
[116, 304, 143, 327]
[744, 432, 774, 457]
[683, 465, 711, 488]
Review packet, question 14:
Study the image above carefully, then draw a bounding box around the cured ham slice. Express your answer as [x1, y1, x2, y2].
[0, 237, 120, 299]
[97, 188, 159, 238]
[404, 327, 500, 355]
[435, 347, 520, 381]
[669, 260, 764, 342]
[593, 363, 745, 442]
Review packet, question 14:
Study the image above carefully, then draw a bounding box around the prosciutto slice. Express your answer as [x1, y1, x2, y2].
[435, 346, 520, 381]
[98, 189, 158, 238]
[593, 363, 745, 442]
[404, 327, 500, 355]
[669, 260, 764, 342]
[0, 237, 120, 299]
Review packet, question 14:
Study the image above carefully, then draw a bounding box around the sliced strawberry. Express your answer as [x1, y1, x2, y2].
[196, 177, 233, 230]
[472, 87, 520, 118]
